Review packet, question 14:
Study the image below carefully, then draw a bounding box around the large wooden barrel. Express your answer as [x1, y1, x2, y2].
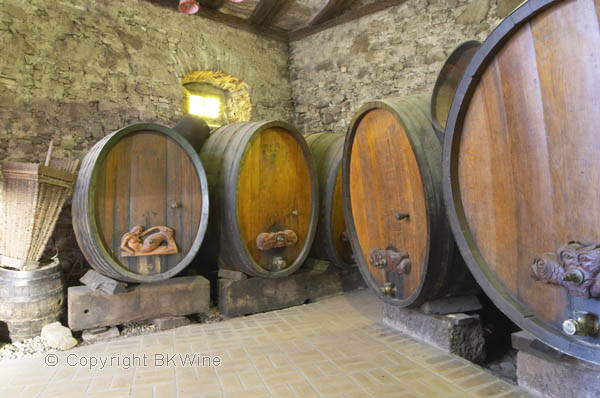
[172, 115, 210, 152]
[430, 40, 480, 139]
[200, 121, 318, 278]
[73, 123, 209, 283]
[443, 0, 600, 364]
[305, 132, 354, 269]
[0, 260, 64, 342]
[343, 95, 476, 307]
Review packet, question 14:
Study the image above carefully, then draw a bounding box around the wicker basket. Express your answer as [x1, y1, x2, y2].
[0, 156, 78, 271]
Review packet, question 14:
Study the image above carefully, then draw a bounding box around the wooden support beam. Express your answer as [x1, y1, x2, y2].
[309, 0, 354, 26]
[248, 0, 288, 26]
[197, 0, 224, 9]
[290, 0, 408, 42]
[143, 0, 288, 42]
[218, 260, 366, 317]
[68, 276, 210, 331]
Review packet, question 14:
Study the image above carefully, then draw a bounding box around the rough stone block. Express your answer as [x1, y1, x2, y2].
[80, 270, 127, 295]
[517, 350, 600, 398]
[81, 326, 120, 343]
[151, 316, 191, 331]
[420, 295, 482, 315]
[511, 330, 562, 361]
[219, 264, 365, 317]
[383, 304, 485, 363]
[217, 268, 247, 281]
[303, 258, 330, 272]
[41, 322, 77, 350]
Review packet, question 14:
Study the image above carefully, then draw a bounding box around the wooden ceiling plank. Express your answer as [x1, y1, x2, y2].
[249, 0, 288, 26]
[290, 0, 408, 42]
[309, 0, 354, 26]
[142, 0, 288, 42]
[197, 0, 225, 9]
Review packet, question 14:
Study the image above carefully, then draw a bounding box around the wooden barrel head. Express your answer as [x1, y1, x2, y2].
[331, 166, 353, 264]
[236, 126, 315, 273]
[430, 40, 480, 139]
[305, 132, 354, 268]
[345, 97, 436, 306]
[74, 124, 209, 283]
[444, 0, 600, 364]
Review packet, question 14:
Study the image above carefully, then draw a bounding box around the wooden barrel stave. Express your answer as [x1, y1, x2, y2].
[343, 95, 476, 307]
[200, 121, 319, 278]
[443, 0, 600, 364]
[430, 40, 481, 139]
[0, 261, 64, 342]
[73, 123, 209, 283]
[305, 132, 354, 268]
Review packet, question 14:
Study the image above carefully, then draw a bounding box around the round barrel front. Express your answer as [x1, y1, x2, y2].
[73, 123, 209, 283]
[200, 121, 318, 278]
[343, 95, 473, 307]
[305, 132, 354, 269]
[0, 261, 64, 342]
[430, 40, 480, 139]
[443, 0, 600, 364]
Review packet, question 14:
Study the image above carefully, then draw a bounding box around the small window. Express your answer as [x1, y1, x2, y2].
[183, 82, 227, 128]
[182, 70, 252, 128]
[188, 95, 220, 119]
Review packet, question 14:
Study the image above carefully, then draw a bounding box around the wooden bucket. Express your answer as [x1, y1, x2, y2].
[0, 258, 64, 342]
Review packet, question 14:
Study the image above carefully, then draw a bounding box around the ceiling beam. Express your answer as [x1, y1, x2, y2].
[197, 0, 224, 9]
[290, 0, 408, 42]
[309, 0, 354, 26]
[142, 0, 287, 42]
[249, 0, 288, 26]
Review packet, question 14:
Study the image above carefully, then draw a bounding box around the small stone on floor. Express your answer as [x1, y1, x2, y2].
[82, 326, 120, 343]
[151, 316, 190, 331]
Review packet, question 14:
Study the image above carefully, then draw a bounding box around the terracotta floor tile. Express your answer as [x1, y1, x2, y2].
[0, 290, 532, 398]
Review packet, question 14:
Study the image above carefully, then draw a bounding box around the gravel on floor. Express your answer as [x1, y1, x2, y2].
[0, 337, 52, 362]
[0, 304, 225, 362]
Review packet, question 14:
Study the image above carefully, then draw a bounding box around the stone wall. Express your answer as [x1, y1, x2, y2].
[0, 0, 293, 163]
[0, 0, 293, 280]
[289, 0, 520, 134]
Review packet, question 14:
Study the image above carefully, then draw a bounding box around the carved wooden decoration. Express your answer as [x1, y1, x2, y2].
[369, 248, 412, 275]
[256, 230, 298, 251]
[531, 242, 600, 299]
[120, 225, 179, 257]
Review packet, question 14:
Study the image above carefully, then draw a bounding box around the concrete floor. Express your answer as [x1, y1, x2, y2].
[0, 289, 532, 398]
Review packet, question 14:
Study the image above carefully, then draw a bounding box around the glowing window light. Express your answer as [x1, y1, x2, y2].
[188, 95, 221, 119]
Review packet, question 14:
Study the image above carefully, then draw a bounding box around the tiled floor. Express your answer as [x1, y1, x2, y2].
[0, 289, 532, 398]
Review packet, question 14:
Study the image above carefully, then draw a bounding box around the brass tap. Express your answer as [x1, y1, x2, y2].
[271, 257, 287, 271]
[380, 282, 396, 297]
[562, 269, 585, 285]
[562, 311, 598, 336]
